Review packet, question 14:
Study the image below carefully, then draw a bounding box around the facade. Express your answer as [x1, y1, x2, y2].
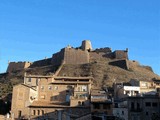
[152, 79, 160, 93]
[11, 84, 37, 119]
[113, 107, 128, 120]
[127, 94, 160, 120]
[11, 75, 92, 120]
[113, 93, 160, 120]
[129, 79, 156, 93]
[114, 83, 140, 99]
[113, 79, 160, 120]
[91, 89, 113, 120]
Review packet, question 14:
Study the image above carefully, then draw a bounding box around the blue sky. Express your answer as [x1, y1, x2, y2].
[0, 0, 160, 75]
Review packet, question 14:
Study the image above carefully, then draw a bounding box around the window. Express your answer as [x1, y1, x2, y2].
[131, 102, 134, 109]
[41, 110, 44, 115]
[48, 86, 52, 90]
[37, 110, 40, 115]
[78, 101, 82, 106]
[18, 110, 22, 118]
[82, 86, 87, 92]
[28, 78, 31, 82]
[115, 103, 118, 108]
[51, 96, 58, 101]
[54, 86, 58, 90]
[33, 110, 36, 115]
[103, 104, 108, 109]
[146, 112, 148, 115]
[134, 91, 139, 95]
[82, 102, 85, 106]
[125, 91, 130, 95]
[152, 102, 158, 107]
[36, 78, 39, 86]
[94, 103, 100, 109]
[103, 104, 111, 109]
[122, 111, 124, 115]
[137, 103, 140, 109]
[145, 102, 151, 107]
[41, 86, 44, 90]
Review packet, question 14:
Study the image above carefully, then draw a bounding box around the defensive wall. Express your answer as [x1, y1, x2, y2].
[6, 40, 129, 72]
[51, 47, 90, 66]
[109, 59, 129, 70]
[90, 47, 128, 60]
[29, 58, 52, 68]
[7, 62, 32, 72]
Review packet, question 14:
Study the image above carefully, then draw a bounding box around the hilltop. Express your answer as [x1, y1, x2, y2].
[0, 40, 160, 99]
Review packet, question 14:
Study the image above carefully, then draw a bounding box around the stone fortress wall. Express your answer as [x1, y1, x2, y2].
[7, 61, 32, 72]
[29, 58, 52, 68]
[51, 40, 91, 66]
[7, 40, 129, 72]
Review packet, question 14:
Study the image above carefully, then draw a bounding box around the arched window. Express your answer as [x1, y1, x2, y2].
[41, 110, 44, 115]
[37, 110, 40, 115]
[33, 110, 36, 115]
[82, 102, 85, 106]
[78, 101, 81, 106]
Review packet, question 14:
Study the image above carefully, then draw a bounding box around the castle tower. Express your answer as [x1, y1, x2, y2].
[81, 40, 92, 51]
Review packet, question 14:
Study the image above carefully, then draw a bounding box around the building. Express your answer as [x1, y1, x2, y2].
[113, 79, 160, 120]
[152, 79, 160, 93]
[91, 89, 114, 120]
[127, 93, 160, 120]
[113, 100, 128, 120]
[11, 84, 37, 119]
[129, 79, 156, 93]
[113, 93, 160, 120]
[114, 83, 140, 99]
[11, 75, 92, 120]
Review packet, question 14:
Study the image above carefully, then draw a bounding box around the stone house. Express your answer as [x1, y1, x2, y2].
[11, 84, 37, 119]
[129, 79, 156, 93]
[113, 83, 140, 99]
[11, 75, 92, 120]
[91, 89, 113, 120]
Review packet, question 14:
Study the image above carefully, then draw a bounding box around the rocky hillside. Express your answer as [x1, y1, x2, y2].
[58, 57, 160, 88]
[0, 53, 160, 99]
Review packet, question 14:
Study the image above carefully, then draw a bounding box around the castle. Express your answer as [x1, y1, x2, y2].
[7, 40, 129, 72]
[9, 40, 160, 120]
